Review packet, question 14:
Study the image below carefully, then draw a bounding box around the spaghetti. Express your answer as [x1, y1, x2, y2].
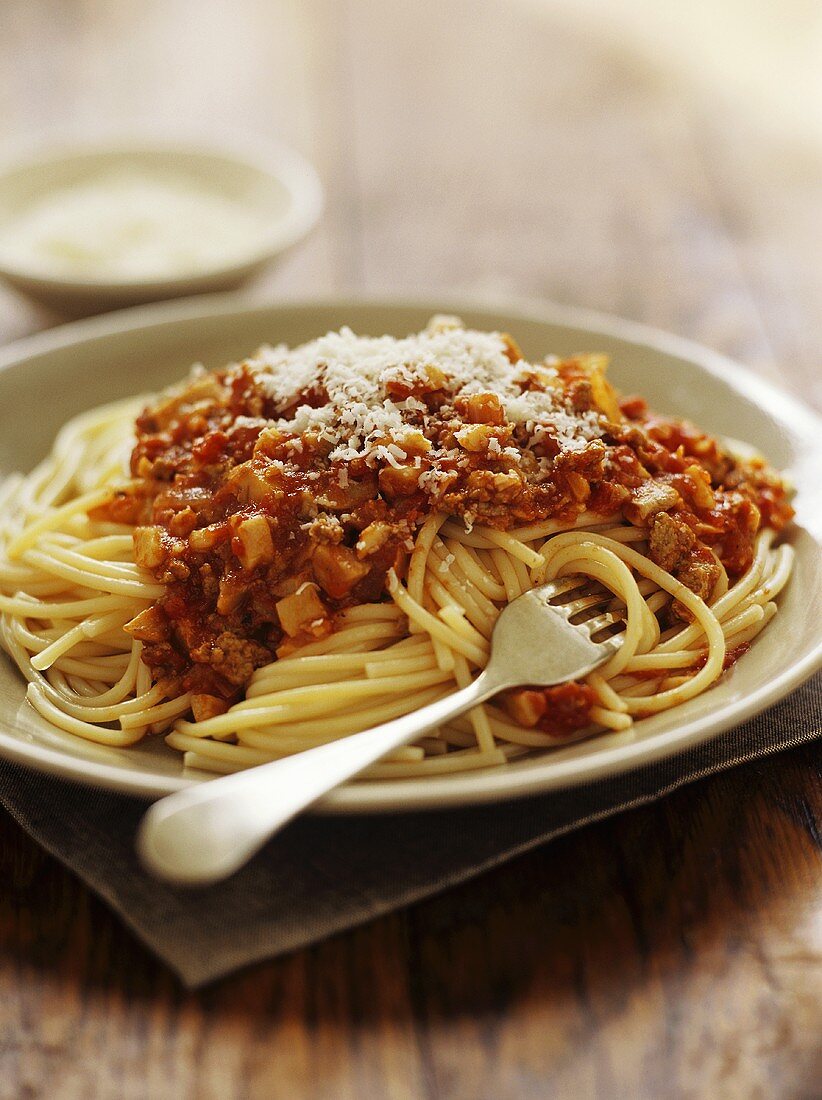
[0, 318, 794, 778]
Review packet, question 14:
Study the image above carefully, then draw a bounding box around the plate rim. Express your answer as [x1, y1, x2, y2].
[0, 292, 820, 810]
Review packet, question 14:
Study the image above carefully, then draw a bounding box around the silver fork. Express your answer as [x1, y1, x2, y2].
[137, 580, 624, 885]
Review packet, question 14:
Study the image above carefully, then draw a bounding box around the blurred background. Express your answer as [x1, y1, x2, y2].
[0, 0, 819, 404]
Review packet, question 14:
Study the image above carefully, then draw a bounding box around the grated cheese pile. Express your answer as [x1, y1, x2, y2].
[246, 317, 605, 472]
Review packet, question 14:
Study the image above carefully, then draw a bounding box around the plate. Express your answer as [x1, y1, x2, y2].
[0, 296, 819, 811]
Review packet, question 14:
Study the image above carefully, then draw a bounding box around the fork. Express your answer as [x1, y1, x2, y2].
[137, 579, 624, 885]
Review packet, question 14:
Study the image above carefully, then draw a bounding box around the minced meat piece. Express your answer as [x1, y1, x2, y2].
[649, 511, 696, 573]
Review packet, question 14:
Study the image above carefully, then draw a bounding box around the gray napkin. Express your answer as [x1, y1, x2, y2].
[1, 673, 819, 988]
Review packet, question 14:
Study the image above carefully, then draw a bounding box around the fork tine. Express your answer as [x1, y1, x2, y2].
[561, 593, 614, 615]
[583, 611, 625, 637]
[538, 576, 587, 599]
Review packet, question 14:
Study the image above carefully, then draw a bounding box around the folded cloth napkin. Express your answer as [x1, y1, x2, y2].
[1, 673, 819, 988]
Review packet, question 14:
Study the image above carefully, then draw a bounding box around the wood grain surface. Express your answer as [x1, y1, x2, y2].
[0, 2, 820, 1097]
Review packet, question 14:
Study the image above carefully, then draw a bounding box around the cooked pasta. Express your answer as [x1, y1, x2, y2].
[0, 318, 794, 777]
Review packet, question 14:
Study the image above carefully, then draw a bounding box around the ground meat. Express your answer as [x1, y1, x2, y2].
[189, 631, 271, 687]
[95, 332, 793, 702]
[504, 682, 597, 735]
[649, 512, 696, 573]
[538, 682, 598, 735]
[675, 556, 721, 603]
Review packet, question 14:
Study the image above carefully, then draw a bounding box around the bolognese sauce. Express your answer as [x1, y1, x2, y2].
[93, 317, 793, 733]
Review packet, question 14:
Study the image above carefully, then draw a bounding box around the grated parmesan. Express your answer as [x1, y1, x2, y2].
[243, 319, 606, 470]
[438, 553, 456, 574]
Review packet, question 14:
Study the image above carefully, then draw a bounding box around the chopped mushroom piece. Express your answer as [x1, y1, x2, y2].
[378, 464, 421, 497]
[312, 544, 370, 599]
[356, 520, 394, 558]
[276, 584, 329, 637]
[133, 526, 167, 569]
[123, 605, 169, 643]
[455, 392, 506, 425]
[189, 524, 225, 552]
[190, 693, 229, 722]
[624, 480, 682, 524]
[503, 689, 547, 727]
[455, 423, 498, 452]
[232, 514, 275, 570]
[683, 464, 716, 509]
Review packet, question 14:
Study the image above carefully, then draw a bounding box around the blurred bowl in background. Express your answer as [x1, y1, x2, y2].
[0, 139, 323, 313]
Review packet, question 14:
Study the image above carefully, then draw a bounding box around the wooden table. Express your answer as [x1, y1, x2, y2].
[0, 3, 819, 1096]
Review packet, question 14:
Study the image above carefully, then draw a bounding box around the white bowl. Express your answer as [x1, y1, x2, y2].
[0, 140, 323, 312]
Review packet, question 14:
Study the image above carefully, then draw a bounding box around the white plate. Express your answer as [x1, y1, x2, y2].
[0, 296, 819, 811]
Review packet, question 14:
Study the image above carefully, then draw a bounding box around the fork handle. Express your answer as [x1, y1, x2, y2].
[137, 670, 503, 886]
